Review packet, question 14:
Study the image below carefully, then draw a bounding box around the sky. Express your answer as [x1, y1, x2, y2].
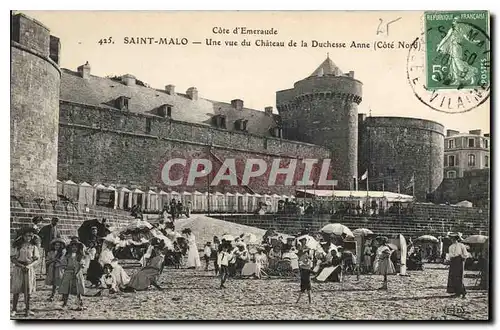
[20, 10, 490, 134]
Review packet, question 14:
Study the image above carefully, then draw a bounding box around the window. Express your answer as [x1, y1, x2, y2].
[468, 138, 475, 147]
[235, 119, 248, 131]
[115, 96, 130, 110]
[146, 118, 152, 133]
[485, 155, 489, 168]
[447, 139, 454, 149]
[220, 116, 226, 129]
[447, 171, 456, 179]
[158, 104, 172, 118]
[468, 154, 476, 167]
[448, 155, 455, 167]
[485, 139, 489, 149]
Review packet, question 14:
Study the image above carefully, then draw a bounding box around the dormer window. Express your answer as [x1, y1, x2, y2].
[212, 115, 227, 129]
[158, 104, 172, 118]
[235, 119, 248, 132]
[270, 126, 283, 138]
[115, 96, 130, 111]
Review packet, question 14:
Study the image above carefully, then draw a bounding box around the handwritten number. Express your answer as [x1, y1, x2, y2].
[377, 17, 402, 36]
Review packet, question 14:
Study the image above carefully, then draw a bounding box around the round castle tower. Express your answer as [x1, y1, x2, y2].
[11, 13, 61, 200]
[276, 56, 363, 189]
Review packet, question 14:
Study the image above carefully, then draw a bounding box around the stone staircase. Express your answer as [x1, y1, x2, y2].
[214, 203, 489, 238]
[10, 198, 135, 239]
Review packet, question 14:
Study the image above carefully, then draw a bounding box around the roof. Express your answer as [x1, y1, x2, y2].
[296, 189, 414, 202]
[309, 56, 343, 77]
[60, 69, 279, 136]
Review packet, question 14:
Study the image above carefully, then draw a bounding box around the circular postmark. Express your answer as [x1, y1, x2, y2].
[406, 20, 490, 114]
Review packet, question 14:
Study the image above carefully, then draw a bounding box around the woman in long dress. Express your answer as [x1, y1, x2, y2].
[436, 17, 481, 86]
[125, 246, 165, 292]
[183, 229, 201, 269]
[374, 237, 395, 290]
[11, 227, 40, 317]
[446, 233, 470, 298]
[98, 240, 130, 289]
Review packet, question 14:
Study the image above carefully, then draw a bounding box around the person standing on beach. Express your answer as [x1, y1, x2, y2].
[11, 227, 40, 317]
[296, 249, 313, 304]
[446, 233, 469, 298]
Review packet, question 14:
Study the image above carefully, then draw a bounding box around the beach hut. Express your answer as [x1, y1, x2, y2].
[182, 191, 192, 205]
[93, 184, 115, 208]
[169, 191, 181, 204]
[146, 190, 158, 211]
[63, 180, 79, 201]
[235, 192, 244, 212]
[78, 182, 94, 207]
[253, 193, 262, 211]
[131, 188, 145, 209]
[244, 193, 253, 213]
[271, 193, 281, 213]
[225, 192, 236, 212]
[193, 191, 203, 212]
[107, 185, 119, 209]
[118, 187, 131, 210]
[159, 190, 169, 210]
[215, 192, 225, 212]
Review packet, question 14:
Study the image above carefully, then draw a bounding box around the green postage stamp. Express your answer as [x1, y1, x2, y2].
[424, 11, 490, 90]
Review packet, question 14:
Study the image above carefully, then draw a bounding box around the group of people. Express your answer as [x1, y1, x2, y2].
[9, 213, 477, 317]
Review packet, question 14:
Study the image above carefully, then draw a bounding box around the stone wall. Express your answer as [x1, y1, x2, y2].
[358, 117, 445, 200]
[10, 199, 134, 239]
[10, 14, 61, 200]
[58, 101, 331, 195]
[433, 169, 490, 207]
[214, 203, 489, 238]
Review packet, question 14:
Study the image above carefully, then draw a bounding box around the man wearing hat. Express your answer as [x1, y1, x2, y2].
[446, 232, 469, 298]
[38, 217, 62, 276]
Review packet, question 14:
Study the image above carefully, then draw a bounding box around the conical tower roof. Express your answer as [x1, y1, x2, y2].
[309, 54, 343, 77]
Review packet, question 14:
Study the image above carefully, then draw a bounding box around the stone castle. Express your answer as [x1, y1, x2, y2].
[11, 13, 450, 203]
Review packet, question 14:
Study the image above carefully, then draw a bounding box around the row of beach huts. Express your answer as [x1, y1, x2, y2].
[57, 180, 296, 213]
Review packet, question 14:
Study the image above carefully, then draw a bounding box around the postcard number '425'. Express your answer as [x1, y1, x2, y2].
[98, 37, 114, 45]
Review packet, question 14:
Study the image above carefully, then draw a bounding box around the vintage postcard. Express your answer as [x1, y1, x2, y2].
[10, 10, 490, 320]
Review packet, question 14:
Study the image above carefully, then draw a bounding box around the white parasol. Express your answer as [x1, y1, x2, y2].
[321, 223, 354, 237]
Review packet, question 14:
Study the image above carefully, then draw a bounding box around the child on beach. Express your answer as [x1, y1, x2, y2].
[296, 250, 313, 304]
[204, 242, 212, 271]
[11, 227, 40, 317]
[59, 240, 86, 310]
[99, 264, 118, 294]
[45, 238, 66, 301]
[212, 237, 220, 275]
[217, 243, 233, 289]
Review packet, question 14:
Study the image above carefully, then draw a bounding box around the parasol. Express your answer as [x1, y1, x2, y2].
[320, 223, 354, 237]
[221, 234, 235, 241]
[123, 219, 153, 232]
[387, 243, 398, 251]
[296, 235, 320, 250]
[78, 219, 107, 245]
[242, 233, 258, 244]
[462, 235, 488, 245]
[352, 228, 373, 236]
[415, 235, 439, 243]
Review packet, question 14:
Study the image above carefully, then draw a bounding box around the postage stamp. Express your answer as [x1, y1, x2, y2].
[424, 11, 490, 90]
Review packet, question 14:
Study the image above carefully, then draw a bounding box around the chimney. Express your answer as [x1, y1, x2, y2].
[121, 74, 136, 86]
[265, 106, 273, 116]
[186, 87, 198, 101]
[469, 129, 482, 135]
[77, 61, 91, 80]
[165, 85, 176, 95]
[446, 129, 459, 137]
[348, 71, 355, 78]
[231, 99, 244, 110]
